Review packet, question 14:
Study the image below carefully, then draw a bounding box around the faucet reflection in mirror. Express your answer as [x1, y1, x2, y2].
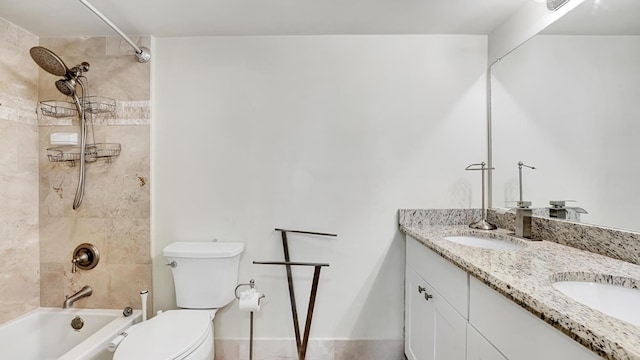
[466, 162, 497, 230]
[549, 200, 588, 220]
[515, 161, 535, 239]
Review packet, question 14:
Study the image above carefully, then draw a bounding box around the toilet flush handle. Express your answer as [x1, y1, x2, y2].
[165, 261, 177, 268]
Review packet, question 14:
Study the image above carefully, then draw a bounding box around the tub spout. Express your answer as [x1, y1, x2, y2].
[63, 286, 93, 309]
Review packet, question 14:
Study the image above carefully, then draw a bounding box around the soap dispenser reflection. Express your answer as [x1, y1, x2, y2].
[515, 161, 535, 239]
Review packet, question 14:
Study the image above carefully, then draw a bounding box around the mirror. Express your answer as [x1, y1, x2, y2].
[490, 0, 640, 232]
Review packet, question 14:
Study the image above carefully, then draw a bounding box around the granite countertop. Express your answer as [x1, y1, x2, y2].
[401, 224, 640, 360]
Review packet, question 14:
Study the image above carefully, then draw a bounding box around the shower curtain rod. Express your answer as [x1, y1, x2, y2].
[78, 0, 151, 63]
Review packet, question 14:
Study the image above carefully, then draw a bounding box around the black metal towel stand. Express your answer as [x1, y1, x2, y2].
[253, 228, 336, 360]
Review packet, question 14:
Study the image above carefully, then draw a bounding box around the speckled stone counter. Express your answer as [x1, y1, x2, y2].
[399, 210, 640, 360]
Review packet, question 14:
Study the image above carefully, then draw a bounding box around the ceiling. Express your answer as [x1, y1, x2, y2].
[542, 0, 640, 35]
[0, 0, 529, 38]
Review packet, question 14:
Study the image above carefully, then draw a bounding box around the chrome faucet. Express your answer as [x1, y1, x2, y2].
[63, 286, 93, 309]
[515, 162, 535, 239]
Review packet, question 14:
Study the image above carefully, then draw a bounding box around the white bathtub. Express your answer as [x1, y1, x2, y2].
[0, 307, 141, 360]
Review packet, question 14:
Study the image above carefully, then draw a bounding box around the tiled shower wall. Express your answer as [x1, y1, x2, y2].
[0, 18, 40, 324]
[37, 37, 152, 311]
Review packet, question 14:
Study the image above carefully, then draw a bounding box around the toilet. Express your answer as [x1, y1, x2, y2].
[113, 241, 244, 360]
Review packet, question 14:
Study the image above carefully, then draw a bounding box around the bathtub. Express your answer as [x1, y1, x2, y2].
[0, 307, 141, 360]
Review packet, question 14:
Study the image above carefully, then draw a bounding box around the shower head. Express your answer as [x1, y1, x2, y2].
[30, 45, 89, 97]
[55, 78, 77, 96]
[30, 46, 68, 76]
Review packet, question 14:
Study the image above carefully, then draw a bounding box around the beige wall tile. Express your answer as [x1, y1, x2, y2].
[0, 17, 37, 49]
[39, 217, 74, 262]
[37, 36, 151, 313]
[0, 119, 17, 170]
[0, 23, 152, 323]
[0, 245, 39, 320]
[39, 37, 107, 57]
[0, 51, 39, 100]
[0, 23, 151, 323]
[39, 169, 68, 218]
[17, 26, 37, 50]
[0, 16, 40, 324]
[0, 18, 19, 47]
[17, 123, 38, 171]
[107, 218, 151, 264]
[40, 262, 66, 307]
[0, 29, 39, 101]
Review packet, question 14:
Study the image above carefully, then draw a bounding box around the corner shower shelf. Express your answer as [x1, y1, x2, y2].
[40, 100, 77, 118]
[47, 143, 121, 164]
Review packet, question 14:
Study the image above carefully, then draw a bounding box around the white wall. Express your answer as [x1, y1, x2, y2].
[152, 35, 487, 340]
[491, 35, 640, 232]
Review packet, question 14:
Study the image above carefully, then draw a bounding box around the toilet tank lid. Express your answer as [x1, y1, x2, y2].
[163, 241, 244, 258]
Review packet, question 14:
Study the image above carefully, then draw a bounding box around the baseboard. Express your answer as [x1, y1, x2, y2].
[214, 338, 404, 360]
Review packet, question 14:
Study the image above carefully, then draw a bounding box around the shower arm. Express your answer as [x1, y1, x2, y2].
[78, 0, 151, 63]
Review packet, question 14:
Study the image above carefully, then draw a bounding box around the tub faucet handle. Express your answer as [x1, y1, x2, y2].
[71, 243, 100, 273]
[72, 253, 89, 273]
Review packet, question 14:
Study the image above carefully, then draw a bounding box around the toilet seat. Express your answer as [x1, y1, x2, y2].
[113, 310, 212, 360]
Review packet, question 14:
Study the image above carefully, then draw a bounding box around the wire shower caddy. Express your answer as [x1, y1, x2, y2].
[39, 96, 121, 165]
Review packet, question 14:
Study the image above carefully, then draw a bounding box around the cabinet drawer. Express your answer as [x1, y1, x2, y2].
[406, 235, 468, 318]
[469, 277, 599, 360]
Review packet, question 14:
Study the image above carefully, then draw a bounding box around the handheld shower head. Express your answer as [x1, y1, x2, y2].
[30, 46, 68, 76]
[55, 78, 77, 96]
[57, 62, 90, 97]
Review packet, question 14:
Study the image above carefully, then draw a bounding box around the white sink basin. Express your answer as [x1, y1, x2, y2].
[442, 235, 525, 250]
[552, 281, 640, 327]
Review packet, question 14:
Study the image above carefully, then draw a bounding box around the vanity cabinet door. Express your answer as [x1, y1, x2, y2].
[405, 265, 430, 360]
[469, 277, 600, 360]
[467, 324, 507, 360]
[405, 265, 466, 360]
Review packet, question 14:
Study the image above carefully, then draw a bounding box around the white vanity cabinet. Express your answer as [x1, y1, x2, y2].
[469, 277, 600, 360]
[405, 235, 601, 360]
[405, 236, 468, 360]
[466, 324, 507, 360]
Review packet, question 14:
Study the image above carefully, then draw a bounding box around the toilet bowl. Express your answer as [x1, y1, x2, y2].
[113, 241, 244, 360]
[113, 310, 215, 360]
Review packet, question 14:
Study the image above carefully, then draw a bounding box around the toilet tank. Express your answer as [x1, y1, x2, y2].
[163, 242, 244, 309]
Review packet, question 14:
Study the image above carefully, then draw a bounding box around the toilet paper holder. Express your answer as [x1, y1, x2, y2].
[234, 279, 265, 305]
[235, 278, 266, 360]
